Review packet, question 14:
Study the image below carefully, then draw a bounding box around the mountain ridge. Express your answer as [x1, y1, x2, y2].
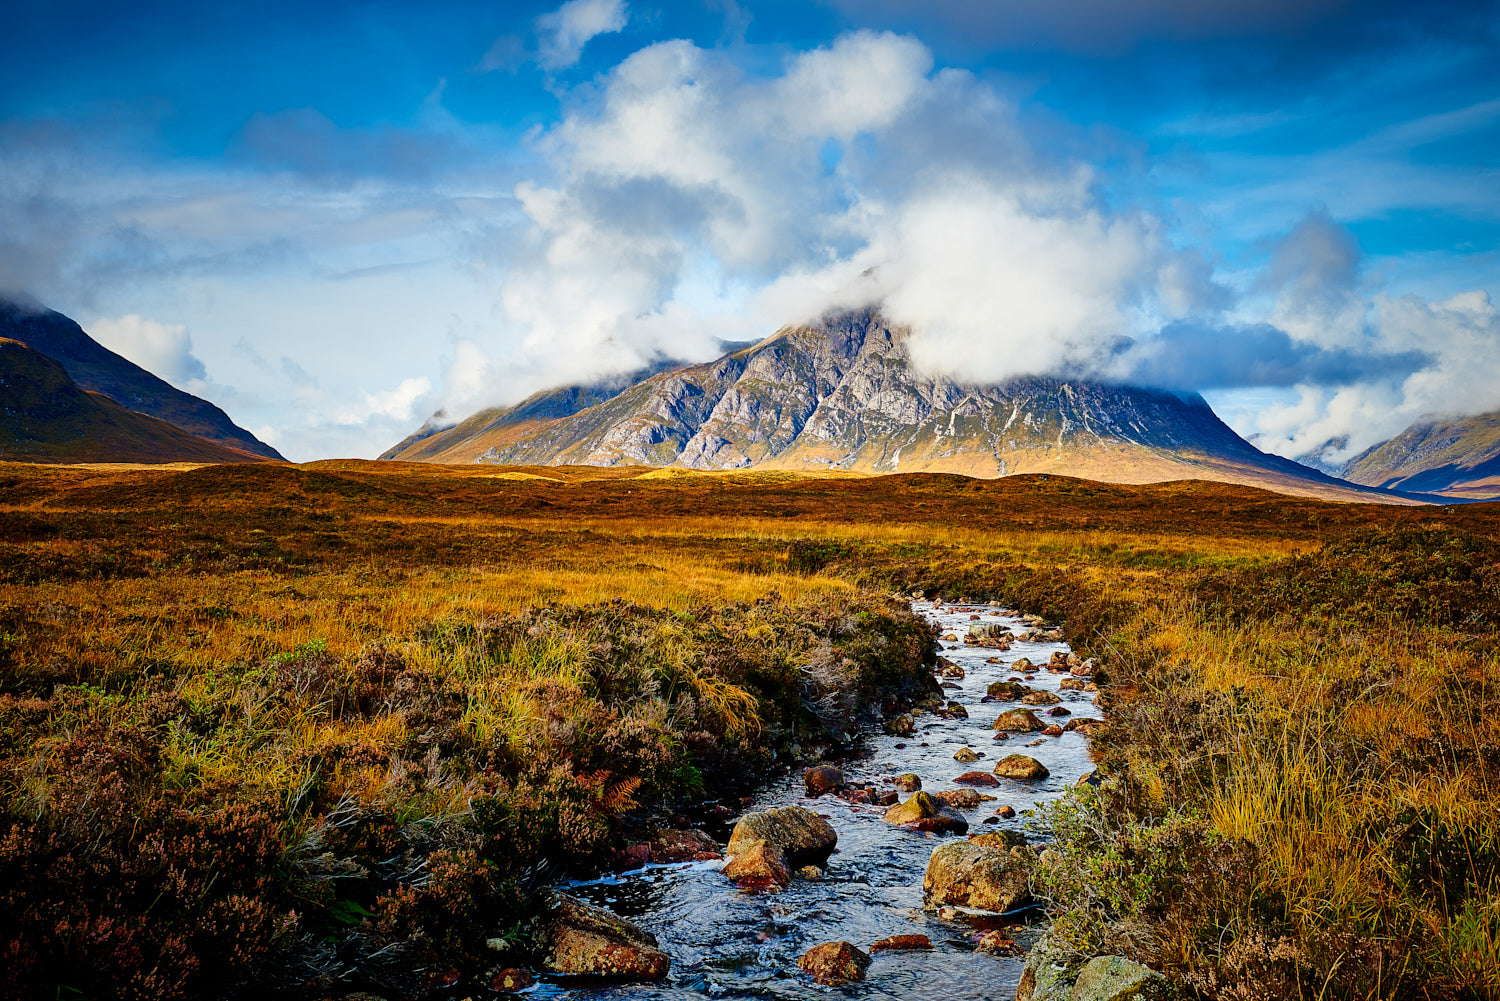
[0, 337, 270, 465]
[0, 299, 282, 460]
[1339, 412, 1500, 500]
[384, 310, 1422, 504]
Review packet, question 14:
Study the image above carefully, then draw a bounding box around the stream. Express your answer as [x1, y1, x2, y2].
[537, 600, 1098, 999]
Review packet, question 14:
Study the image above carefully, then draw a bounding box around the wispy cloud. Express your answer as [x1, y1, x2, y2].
[537, 0, 629, 71]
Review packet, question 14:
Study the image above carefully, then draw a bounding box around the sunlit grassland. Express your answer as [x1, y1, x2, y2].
[2, 460, 1499, 998]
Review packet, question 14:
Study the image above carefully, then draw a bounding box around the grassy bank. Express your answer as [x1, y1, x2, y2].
[1, 460, 1497, 999]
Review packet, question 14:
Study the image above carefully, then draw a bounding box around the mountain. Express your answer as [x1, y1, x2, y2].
[380, 357, 689, 464]
[1338, 412, 1500, 500]
[0, 299, 282, 460]
[0, 337, 269, 464]
[385, 310, 1414, 503]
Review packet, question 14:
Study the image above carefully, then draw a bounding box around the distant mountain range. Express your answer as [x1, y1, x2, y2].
[384, 309, 1421, 504]
[0, 299, 281, 464]
[1337, 412, 1500, 500]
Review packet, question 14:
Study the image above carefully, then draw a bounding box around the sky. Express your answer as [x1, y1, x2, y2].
[1, 0, 1497, 463]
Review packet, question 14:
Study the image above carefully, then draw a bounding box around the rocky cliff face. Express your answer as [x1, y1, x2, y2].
[384, 310, 1413, 502]
[1339, 412, 1500, 500]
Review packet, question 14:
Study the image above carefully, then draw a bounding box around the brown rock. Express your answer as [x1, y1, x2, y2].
[1064, 718, 1104, 737]
[884, 790, 940, 824]
[870, 934, 933, 952]
[875, 790, 899, 806]
[993, 754, 1050, 781]
[612, 843, 650, 871]
[1021, 690, 1062, 706]
[1059, 678, 1088, 691]
[649, 828, 722, 863]
[953, 771, 1001, 787]
[996, 805, 1017, 818]
[885, 791, 968, 833]
[935, 788, 983, 809]
[986, 680, 1040, 700]
[886, 713, 915, 736]
[1048, 706, 1072, 716]
[804, 765, 845, 797]
[991, 708, 1047, 732]
[798, 941, 871, 985]
[893, 773, 922, 791]
[975, 931, 1022, 955]
[1010, 657, 1034, 672]
[954, 747, 980, 762]
[922, 840, 1032, 912]
[723, 839, 792, 891]
[939, 659, 966, 679]
[539, 892, 671, 980]
[491, 969, 536, 992]
[1041, 725, 1064, 736]
[727, 805, 837, 868]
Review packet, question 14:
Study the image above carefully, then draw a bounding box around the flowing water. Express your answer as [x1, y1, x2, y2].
[537, 601, 1098, 1000]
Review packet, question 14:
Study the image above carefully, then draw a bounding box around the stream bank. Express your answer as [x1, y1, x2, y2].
[535, 598, 1101, 999]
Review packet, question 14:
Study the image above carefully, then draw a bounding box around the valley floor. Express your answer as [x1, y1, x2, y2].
[0, 461, 1496, 999]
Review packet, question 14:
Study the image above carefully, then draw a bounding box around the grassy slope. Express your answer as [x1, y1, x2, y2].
[0, 339, 272, 465]
[0, 301, 283, 460]
[0, 461, 1496, 998]
[1342, 412, 1500, 499]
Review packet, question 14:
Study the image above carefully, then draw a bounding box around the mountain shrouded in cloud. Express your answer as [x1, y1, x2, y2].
[386, 307, 1420, 504]
[0, 0, 1495, 461]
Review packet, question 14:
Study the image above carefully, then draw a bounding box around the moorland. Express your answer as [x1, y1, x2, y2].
[1, 459, 1497, 999]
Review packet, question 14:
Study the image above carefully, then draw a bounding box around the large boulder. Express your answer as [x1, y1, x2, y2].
[722, 839, 791, 891]
[1016, 931, 1172, 1001]
[798, 941, 870, 984]
[992, 709, 1048, 732]
[727, 806, 837, 868]
[922, 839, 1032, 913]
[1071, 955, 1171, 1001]
[1016, 929, 1085, 1001]
[538, 891, 671, 980]
[994, 754, 1050, 781]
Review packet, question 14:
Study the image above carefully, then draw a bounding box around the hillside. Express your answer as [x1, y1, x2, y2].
[1339, 411, 1500, 499]
[387, 309, 1414, 504]
[0, 298, 282, 460]
[0, 337, 270, 464]
[380, 358, 683, 463]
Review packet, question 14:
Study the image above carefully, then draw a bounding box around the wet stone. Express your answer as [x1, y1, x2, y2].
[798, 941, 870, 985]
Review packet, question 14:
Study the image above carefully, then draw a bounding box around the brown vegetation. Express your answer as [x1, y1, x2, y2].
[0, 459, 1497, 998]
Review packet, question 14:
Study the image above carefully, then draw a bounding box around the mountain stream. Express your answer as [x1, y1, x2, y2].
[538, 600, 1097, 999]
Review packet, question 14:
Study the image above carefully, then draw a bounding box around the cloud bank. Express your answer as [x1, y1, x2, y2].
[457, 27, 1497, 465]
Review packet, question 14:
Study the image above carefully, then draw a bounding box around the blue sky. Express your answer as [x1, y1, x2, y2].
[2, 0, 1497, 461]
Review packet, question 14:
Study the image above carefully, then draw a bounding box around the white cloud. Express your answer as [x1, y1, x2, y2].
[1237, 288, 1500, 463]
[335, 377, 433, 426]
[473, 30, 1191, 399]
[537, 0, 629, 72]
[87, 314, 208, 388]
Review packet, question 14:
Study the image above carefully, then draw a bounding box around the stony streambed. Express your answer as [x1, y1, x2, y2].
[536, 600, 1099, 1000]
